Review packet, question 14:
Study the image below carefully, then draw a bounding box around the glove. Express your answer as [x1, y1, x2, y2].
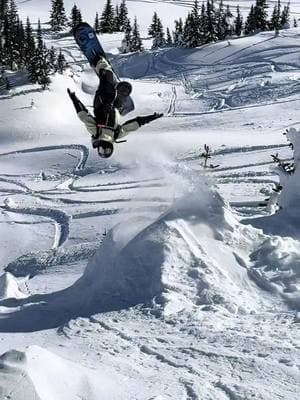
[67, 88, 76, 101]
[136, 112, 163, 126]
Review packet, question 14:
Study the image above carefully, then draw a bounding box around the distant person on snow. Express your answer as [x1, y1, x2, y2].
[67, 56, 163, 158]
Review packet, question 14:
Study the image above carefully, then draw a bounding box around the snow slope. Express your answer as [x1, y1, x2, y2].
[1, 1, 300, 398]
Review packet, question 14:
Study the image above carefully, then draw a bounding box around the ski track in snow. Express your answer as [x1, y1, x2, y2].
[1, 203, 70, 249]
[0, 144, 89, 171]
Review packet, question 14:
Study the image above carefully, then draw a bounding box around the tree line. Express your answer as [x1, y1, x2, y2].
[0, 0, 294, 90]
[0, 0, 67, 89]
[148, 0, 292, 49]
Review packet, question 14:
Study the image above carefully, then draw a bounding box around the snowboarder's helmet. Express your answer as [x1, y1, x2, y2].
[97, 140, 114, 158]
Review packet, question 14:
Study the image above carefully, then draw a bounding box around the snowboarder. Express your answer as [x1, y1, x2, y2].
[68, 57, 163, 158]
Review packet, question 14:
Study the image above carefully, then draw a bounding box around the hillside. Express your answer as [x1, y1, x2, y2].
[0, 0, 300, 398]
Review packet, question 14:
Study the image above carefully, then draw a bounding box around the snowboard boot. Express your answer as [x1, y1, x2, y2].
[114, 81, 132, 111]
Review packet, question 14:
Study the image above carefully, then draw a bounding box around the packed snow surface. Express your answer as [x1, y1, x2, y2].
[1, 0, 300, 398]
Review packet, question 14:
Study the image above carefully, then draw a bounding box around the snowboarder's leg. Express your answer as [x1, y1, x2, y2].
[94, 57, 132, 112]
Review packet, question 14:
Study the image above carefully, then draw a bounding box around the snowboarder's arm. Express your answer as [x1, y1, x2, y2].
[119, 113, 163, 138]
[67, 89, 97, 136]
[67, 88, 88, 113]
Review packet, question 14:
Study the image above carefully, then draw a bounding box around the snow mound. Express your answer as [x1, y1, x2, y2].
[0, 184, 288, 332]
[250, 236, 300, 309]
[0, 272, 26, 300]
[81, 186, 267, 316]
[0, 346, 133, 400]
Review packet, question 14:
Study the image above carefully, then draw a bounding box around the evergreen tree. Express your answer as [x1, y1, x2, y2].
[189, 0, 201, 46]
[294, 17, 298, 28]
[234, 5, 243, 36]
[56, 48, 67, 73]
[114, 4, 120, 31]
[152, 17, 165, 49]
[118, 0, 128, 31]
[4, 0, 19, 69]
[24, 17, 36, 66]
[244, 5, 256, 34]
[166, 27, 173, 45]
[0, 0, 8, 32]
[36, 19, 43, 51]
[69, 4, 82, 31]
[15, 18, 25, 67]
[280, 3, 290, 28]
[199, 2, 208, 43]
[206, 0, 218, 42]
[50, 0, 67, 32]
[130, 17, 143, 51]
[48, 46, 57, 72]
[270, 0, 281, 33]
[121, 18, 132, 53]
[225, 5, 233, 36]
[94, 12, 100, 33]
[148, 12, 159, 37]
[254, 0, 268, 31]
[183, 1, 202, 48]
[29, 44, 51, 89]
[173, 18, 184, 46]
[0, 41, 3, 65]
[100, 0, 115, 33]
[183, 13, 193, 47]
[216, 0, 227, 40]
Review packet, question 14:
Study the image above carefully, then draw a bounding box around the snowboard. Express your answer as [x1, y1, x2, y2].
[73, 22, 134, 116]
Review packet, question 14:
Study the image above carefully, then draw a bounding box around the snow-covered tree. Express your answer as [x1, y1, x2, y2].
[15, 18, 25, 67]
[118, 0, 129, 31]
[56, 48, 67, 73]
[152, 17, 165, 49]
[206, 0, 218, 42]
[216, 0, 227, 40]
[100, 0, 115, 33]
[114, 4, 120, 31]
[94, 12, 100, 33]
[294, 17, 298, 28]
[69, 4, 82, 31]
[121, 18, 132, 53]
[24, 17, 36, 66]
[166, 27, 173, 45]
[254, 0, 269, 31]
[148, 12, 159, 37]
[130, 17, 143, 51]
[29, 44, 51, 89]
[36, 19, 43, 51]
[234, 5, 243, 36]
[50, 0, 67, 32]
[280, 3, 290, 28]
[48, 46, 57, 72]
[270, 0, 281, 34]
[4, 0, 19, 69]
[173, 18, 184, 46]
[244, 5, 256, 34]
[183, 0, 202, 47]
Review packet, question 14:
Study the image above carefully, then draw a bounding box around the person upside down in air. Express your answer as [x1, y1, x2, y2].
[67, 57, 163, 158]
